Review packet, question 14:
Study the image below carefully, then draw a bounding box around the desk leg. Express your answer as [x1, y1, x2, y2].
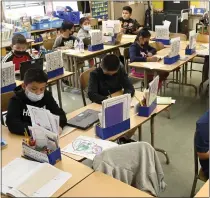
[144, 70, 148, 89]
[150, 115, 170, 164]
[138, 126, 142, 141]
[73, 57, 79, 89]
[69, 56, 75, 87]
[57, 80, 62, 108]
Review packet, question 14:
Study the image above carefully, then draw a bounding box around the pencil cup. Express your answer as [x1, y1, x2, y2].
[185, 47, 196, 55]
[164, 55, 180, 65]
[1, 83, 16, 94]
[137, 99, 157, 117]
[47, 67, 64, 79]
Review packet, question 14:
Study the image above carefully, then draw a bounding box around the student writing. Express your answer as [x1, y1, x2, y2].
[88, 54, 135, 104]
[2, 34, 33, 71]
[6, 68, 67, 135]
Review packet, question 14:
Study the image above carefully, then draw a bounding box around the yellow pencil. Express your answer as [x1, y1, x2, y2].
[134, 95, 143, 106]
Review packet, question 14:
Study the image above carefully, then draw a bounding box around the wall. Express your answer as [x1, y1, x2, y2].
[111, 1, 145, 26]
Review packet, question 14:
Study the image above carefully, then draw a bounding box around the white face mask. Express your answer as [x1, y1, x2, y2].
[25, 89, 44, 102]
[83, 25, 91, 31]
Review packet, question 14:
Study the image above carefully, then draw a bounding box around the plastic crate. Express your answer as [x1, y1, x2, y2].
[13, 31, 31, 39]
[50, 19, 63, 28]
[32, 21, 51, 30]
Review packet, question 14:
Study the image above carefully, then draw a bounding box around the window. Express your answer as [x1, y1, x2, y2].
[3, 1, 45, 18]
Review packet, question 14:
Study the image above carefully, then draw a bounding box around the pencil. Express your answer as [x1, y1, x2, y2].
[134, 95, 143, 106]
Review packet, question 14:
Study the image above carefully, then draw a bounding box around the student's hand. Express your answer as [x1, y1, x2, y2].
[59, 127, 62, 135]
[147, 56, 158, 62]
[147, 52, 153, 57]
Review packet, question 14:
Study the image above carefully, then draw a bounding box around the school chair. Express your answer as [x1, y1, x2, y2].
[189, 34, 209, 78]
[169, 33, 187, 41]
[1, 91, 15, 126]
[80, 67, 96, 106]
[190, 131, 208, 198]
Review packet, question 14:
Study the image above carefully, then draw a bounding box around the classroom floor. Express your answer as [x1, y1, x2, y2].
[52, 63, 209, 197]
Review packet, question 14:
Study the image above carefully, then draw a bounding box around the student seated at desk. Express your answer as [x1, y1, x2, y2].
[6, 68, 67, 135]
[88, 54, 135, 104]
[118, 6, 142, 35]
[52, 21, 78, 50]
[195, 110, 209, 179]
[2, 34, 33, 71]
[129, 28, 168, 86]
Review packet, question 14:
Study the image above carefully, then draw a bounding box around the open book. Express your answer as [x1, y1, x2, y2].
[2, 158, 71, 197]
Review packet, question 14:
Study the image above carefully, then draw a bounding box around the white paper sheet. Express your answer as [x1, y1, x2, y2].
[181, 12, 188, 22]
[2, 158, 40, 189]
[189, 30, 197, 49]
[2, 61, 15, 87]
[143, 62, 164, 69]
[155, 25, 169, 40]
[45, 51, 63, 72]
[163, 20, 171, 28]
[61, 136, 118, 160]
[169, 37, 180, 58]
[196, 49, 209, 56]
[148, 76, 159, 106]
[60, 126, 76, 138]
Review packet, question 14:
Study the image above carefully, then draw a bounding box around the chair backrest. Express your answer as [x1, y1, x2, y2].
[123, 47, 130, 73]
[196, 34, 209, 43]
[193, 132, 199, 177]
[80, 67, 96, 106]
[170, 33, 187, 41]
[90, 18, 98, 29]
[150, 42, 165, 51]
[1, 91, 15, 112]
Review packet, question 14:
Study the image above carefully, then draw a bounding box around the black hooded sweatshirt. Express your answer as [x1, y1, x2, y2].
[88, 66, 135, 104]
[6, 86, 67, 135]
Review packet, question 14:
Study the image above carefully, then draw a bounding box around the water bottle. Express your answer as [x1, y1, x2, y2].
[74, 40, 79, 52]
[79, 39, 84, 53]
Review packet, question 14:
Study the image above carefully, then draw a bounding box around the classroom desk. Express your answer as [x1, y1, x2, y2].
[15, 71, 74, 108]
[195, 180, 209, 197]
[1, 125, 94, 197]
[129, 48, 198, 94]
[64, 42, 132, 88]
[60, 91, 172, 164]
[61, 171, 153, 197]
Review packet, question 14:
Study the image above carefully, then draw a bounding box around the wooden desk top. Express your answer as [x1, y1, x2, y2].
[61, 91, 171, 161]
[195, 180, 209, 197]
[1, 125, 94, 197]
[1, 39, 34, 48]
[64, 42, 131, 59]
[129, 49, 197, 72]
[61, 171, 152, 197]
[15, 71, 74, 86]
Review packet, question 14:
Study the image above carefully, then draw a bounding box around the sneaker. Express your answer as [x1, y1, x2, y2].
[117, 137, 136, 144]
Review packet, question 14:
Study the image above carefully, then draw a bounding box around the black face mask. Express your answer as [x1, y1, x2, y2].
[14, 50, 27, 56]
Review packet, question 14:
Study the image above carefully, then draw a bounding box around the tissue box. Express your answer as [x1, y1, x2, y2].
[185, 47, 196, 55]
[1, 83, 16, 94]
[47, 67, 64, 79]
[155, 39, 170, 45]
[164, 55, 180, 64]
[88, 43, 104, 51]
[95, 119, 130, 140]
[22, 143, 62, 165]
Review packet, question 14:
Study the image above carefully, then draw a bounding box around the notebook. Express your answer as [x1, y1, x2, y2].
[67, 109, 100, 130]
[20, 58, 44, 80]
[2, 158, 71, 197]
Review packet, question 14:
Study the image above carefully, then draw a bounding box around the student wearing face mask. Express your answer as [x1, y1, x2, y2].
[88, 54, 135, 104]
[2, 34, 33, 71]
[6, 68, 67, 135]
[129, 28, 168, 84]
[118, 6, 142, 35]
[77, 17, 91, 40]
[52, 21, 78, 50]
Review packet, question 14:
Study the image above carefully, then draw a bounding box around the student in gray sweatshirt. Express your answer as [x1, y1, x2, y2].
[52, 21, 78, 50]
[77, 17, 91, 40]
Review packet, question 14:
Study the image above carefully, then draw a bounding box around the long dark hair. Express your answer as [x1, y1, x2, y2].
[135, 27, 151, 42]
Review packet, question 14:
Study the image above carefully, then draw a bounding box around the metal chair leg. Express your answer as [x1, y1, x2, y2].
[190, 176, 198, 198]
[190, 61, 193, 78]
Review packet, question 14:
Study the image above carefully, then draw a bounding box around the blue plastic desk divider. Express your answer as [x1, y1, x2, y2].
[155, 39, 170, 45]
[95, 119, 130, 140]
[88, 43, 104, 52]
[22, 143, 62, 165]
[47, 67, 64, 79]
[137, 99, 157, 117]
[185, 47, 196, 55]
[164, 54, 180, 64]
[1, 83, 16, 94]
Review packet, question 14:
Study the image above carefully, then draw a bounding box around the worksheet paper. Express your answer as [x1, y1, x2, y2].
[101, 94, 131, 128]
[189, 30, 197, 49]
[27, 105, 59, 134]
[169, 37, 180, 58]
[45, 51, 63, 72]
[2, 61, 15, 87]
[2, 158, 40, 194]
[155, 25, 169, 40]
[147, 76, 159, 106]
[61, 136, 118, 160]
[143, 62, 164, 69]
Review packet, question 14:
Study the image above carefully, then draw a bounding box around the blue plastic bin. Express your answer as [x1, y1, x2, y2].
[50, 19, 63, 28]
[13, 31, 31, 39]
[33, 21, 51, 30]
[57, 11, 80, 24]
